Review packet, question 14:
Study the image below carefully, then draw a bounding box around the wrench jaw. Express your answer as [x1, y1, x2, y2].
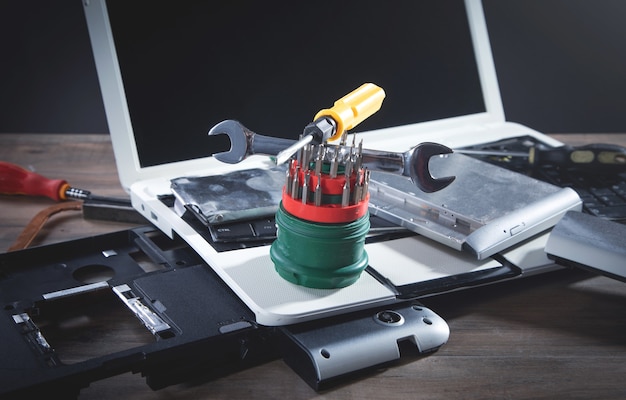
[208, 119, 297, 164]
[409, 142, 455, 193]
[207, 119, 251, 164]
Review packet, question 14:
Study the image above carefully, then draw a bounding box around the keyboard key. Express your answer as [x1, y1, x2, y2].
[586, 204, 626, 220]
[251, 219, 278, 239]
[209, 222, 255, 242]
[598, 194, 624, 206]
[613, 182, 626, 197]
[590, 187, 616, 197]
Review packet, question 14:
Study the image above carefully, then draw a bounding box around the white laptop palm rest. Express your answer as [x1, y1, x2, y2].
[83, 0, 580, 326]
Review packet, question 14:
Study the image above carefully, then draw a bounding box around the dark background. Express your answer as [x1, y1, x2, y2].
[1, 0, 625, 135]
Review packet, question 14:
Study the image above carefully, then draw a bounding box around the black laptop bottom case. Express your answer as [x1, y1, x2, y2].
[0, 226, 278, 398]
[0, 226, 448, 398]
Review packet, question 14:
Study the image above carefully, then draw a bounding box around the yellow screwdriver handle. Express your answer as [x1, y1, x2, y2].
[314, 83, 386, 141]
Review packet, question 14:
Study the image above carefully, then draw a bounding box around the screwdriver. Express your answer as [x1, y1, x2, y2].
[456, 142, 626, 172]
[274, 83, 386, 165]
[0, 161, 129, 204]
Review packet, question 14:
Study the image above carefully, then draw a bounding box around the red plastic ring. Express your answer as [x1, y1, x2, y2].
[281, 188, 369, 223]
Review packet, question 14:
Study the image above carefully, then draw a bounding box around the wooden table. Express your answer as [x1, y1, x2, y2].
[1, 133, 626, 399]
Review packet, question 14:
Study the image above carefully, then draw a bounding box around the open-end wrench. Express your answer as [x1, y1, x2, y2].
[208, 119, 455, 193]
[208, 119, 295, 164]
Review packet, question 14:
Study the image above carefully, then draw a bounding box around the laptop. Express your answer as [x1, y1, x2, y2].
[83, 0, 580, 326]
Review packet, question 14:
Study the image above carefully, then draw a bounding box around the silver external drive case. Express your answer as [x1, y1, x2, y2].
[368, 153, 582, 260]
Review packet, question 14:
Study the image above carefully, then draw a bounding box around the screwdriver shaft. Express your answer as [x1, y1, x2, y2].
[275, 135, 314, 166]
[0, 161, 130, 205]
[454, 149, 529, 158]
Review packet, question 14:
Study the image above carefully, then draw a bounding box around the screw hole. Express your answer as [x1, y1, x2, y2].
[320, 348, 330, 359]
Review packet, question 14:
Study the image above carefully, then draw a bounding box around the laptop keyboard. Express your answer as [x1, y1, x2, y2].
[460, 136, 626, 224]
[535, 168, 626, 221]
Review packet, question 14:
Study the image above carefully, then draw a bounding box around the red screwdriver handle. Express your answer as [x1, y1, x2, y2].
[0, 161, 70, 201]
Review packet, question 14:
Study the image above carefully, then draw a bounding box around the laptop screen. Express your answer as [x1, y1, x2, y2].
[105, 1, 484, 168]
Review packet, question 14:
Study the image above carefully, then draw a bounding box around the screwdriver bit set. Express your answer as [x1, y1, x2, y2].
[285, 138, 370, 211]
[270, 138, 372, 289]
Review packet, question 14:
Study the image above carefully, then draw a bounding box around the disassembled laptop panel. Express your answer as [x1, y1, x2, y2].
[0, 226, 449, 397]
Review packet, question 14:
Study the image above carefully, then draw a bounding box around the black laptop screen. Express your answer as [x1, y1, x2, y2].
[105, 1, 485, 168]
